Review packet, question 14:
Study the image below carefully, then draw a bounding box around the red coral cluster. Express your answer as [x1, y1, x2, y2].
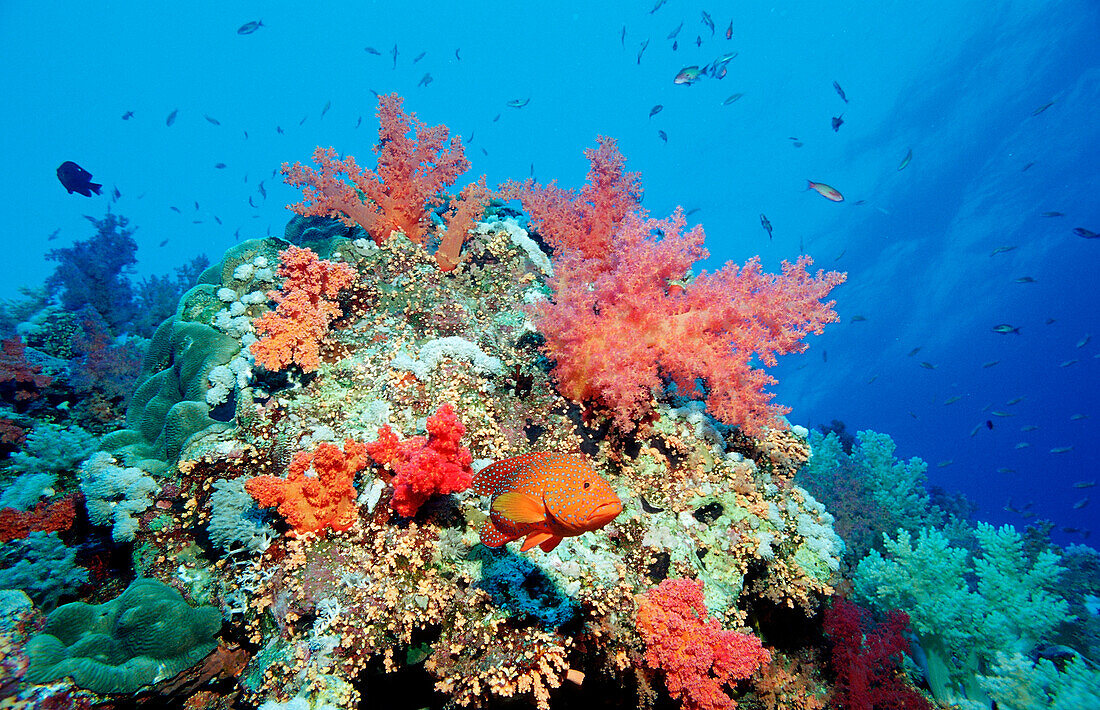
[637, 577, 771, 710]
[250, 246, 357, 372]
[0, 336, 52, 401]
[245, 439, 368, 537]
[822, 599, 932, 710]
[282, 93, 488, 271]
[364, 403, 473, 518]
[0, 494, 78, 542]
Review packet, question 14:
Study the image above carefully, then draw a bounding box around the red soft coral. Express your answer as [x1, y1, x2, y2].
[282, 93, 485, 271]
[250, 245, 356, 372]
[535, 206, 845, 435]
[364, 403, 473, 518]
[637, 578, 771, 710]
[0, 336, 52, 402]
[822, 599, 932, 710]
[0, 494, 78, 543]
[245, 439, 367, 537]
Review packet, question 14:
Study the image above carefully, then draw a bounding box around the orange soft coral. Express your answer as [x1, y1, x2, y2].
[637, 578, 771, 710]
[245, 439, 367, 536]
[250, 245, 356, 372]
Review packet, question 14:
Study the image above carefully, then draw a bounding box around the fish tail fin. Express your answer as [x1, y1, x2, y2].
[805, 180, 813, 190]
[89, 182, 102, 195]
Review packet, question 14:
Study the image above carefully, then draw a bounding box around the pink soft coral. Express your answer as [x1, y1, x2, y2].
[637, 578, 771, 710]
[282, 93, 488, 271]
[364, 403, 473, 517]
[250, 246, 357, 372]
[534, 206, 845, 435]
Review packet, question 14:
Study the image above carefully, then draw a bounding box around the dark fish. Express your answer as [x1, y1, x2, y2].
[321, 100, 331, 118]
[982, 360, 999, 368]
[158, 239, 168, 247]
[649, 104, 663, 118]
[237, 20, 263, 35]
[417, 73, 433, 87]
[56, 161, 102, 196]
[258, 180, 266, 199]
[701, 11, 715, 35]
[1021, 162, 1035, 171]
[455, 48, 461, 60]
[722, 93, 744, 105]
[204, 114, 220, 125]
[214, 216, 222, 225]
[898, 148, 913, 171]
[243, 130, 249, 139]
[191, 220, 203, 224]
[1032, 100, 1055, 116]
[121, 110, 134, 120]
[194, 200, 200, 210]
[986, 420, 994, 430]
[234, 228, 240, 240]
[412, 51, 426, 64]
[992, 324, 1020, 334]
[649, 0, 667, 13]
[657, 130, 668, 143]
[481, 148, 488, 156]
[1041, 211, 1064, 217]
[506, 98, 530, 108]
[391, 43, 398, 69]
[355, 116, 362, 128]
[850, 315, 867, 322]
[276, 125, 284, 134]
[621, 25, 626, 47]
[907, 347, 921, 356]
[760, 213, 773, 239]
[1014, 276, 1036, 283]
[673, 40, 678, 51]
[823, 349, 828, 363]
[47, 228, 60, 241]
[726, 20, 733, 39]
[1074, 227, 1099, 239]
[833, 81, 848, 103]
[919, 361, 936, 370]
[990, 245, 1016, 256]
[364, 46, 381, 55]
[695, 35, 702, 47]
[170, 205, 181, 213]
[667, 21, 683, 39]
[831, 114, 844, 132]
[493, 113, 500, 122]
[466, 130, 475, 144]
[166, 108, 178, 126]
[248, 196, 257, 208]
[214, 162, 226, 169]
[685, 207, 701, 216]
[637, 39, 649, 64]
[299, 115, 307, 126]
[852, 199, 867, 205]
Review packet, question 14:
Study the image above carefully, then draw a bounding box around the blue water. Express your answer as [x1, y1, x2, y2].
[1, 0, 1097, 543]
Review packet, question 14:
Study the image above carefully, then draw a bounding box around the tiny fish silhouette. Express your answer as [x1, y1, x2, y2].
[237, 20, 263, 35]
[473, 453, 622, 553]
[56, 161, 102, 196]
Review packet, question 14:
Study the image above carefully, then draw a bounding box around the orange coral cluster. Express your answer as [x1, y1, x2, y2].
[250, 246, 357, 372]
[245, 439, 367, 536]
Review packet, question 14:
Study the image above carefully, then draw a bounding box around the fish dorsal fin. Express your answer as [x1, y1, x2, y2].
[520, 532, 554, 552]
[478, 519, 510, 547]
[491, 491, 546, 524]
[473, 453, 549, 496]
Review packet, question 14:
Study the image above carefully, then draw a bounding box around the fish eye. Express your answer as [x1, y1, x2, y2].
[584, 481, 590, 489]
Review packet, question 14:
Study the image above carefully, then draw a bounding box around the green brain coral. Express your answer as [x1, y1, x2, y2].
[23, 578, 222, 694]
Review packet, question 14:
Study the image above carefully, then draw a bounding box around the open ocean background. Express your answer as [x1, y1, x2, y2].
[2, 0, 1097, 541]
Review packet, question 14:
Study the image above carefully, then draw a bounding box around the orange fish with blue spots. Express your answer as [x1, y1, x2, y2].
[473, 452, 622, 552]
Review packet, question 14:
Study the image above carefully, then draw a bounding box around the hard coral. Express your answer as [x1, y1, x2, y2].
[245, 439, 367, 536]
[250, 245, 357, 372]
[637, 577, 771, 710]
[364, 402, 473, 517]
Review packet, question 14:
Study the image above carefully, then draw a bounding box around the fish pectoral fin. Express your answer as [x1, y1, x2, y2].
[478, 520, 511, 548]
[491, 491, 547, 524]
[538, 536, 564, 553]
[520, 532, 554, 552]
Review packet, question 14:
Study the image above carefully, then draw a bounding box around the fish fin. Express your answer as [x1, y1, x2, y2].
[538, 536, 564, 553]
[491, 491, 546, 524]
[89, 182, 102, 195]
[520, 532, 553, 552]
[478, 519, 510, 547]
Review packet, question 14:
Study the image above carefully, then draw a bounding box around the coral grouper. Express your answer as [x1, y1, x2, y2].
[474, 452, 622, 553]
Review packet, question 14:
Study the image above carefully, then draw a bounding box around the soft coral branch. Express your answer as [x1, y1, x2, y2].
[282, 93, 482, 271]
